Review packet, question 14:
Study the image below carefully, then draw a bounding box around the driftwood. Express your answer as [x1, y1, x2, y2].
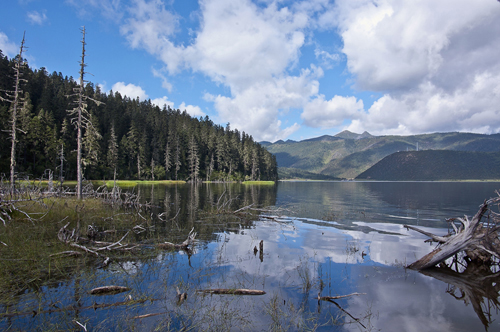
[405, 197, 500, 270]
[197, 288, 266, 295]
[90, 285, 131, 295]
[157, 227, 197, 250]
[132, 312, 168, 320]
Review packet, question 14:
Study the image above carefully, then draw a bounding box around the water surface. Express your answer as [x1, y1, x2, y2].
[2, 181, 500, 331]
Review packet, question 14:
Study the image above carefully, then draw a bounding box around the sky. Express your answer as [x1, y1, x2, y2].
[1, 0, 500, 143]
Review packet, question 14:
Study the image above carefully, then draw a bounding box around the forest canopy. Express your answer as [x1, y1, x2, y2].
[0, 49, 278, 183]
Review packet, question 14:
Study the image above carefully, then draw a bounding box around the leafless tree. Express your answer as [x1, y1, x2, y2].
[67, 27, 103, 199]
[0, 32, 27, 195]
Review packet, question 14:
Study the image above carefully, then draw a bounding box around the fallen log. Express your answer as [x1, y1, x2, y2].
[90, 285, 131, 295]
[197, 288, 266, 295]
[405, 197, 500, 270]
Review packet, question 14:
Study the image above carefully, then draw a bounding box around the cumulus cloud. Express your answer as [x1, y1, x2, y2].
[27, 11, 48, 25]
[118, 0, 317, 141]
[112, 82, 148, 100]
[302, 95, 364, 129]
[150, 96, 174, 109]
[0, 32, 18, 58]
[330, 0, 500, 136]
[178, 102, 205, 117]
[98, 0, 500, 139]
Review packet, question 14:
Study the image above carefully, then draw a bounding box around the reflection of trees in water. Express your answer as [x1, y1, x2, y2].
[422, 259, 500, 331]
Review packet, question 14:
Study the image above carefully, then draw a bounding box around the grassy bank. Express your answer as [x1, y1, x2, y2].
[242, 181, 275, 185]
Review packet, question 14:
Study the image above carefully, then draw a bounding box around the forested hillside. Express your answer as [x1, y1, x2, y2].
[356, 150, 500, 181]
[264, 131, 500, 179]
[0, 50, 277, 182]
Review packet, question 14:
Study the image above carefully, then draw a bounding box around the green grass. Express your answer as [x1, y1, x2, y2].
[242, 181, 275, 185]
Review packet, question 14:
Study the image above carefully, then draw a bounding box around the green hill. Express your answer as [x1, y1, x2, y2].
[356, 150, 500, 181]
[263, 131, 500, 179]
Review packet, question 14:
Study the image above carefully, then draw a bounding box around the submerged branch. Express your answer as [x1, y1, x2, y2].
[197, 288, 266, 295]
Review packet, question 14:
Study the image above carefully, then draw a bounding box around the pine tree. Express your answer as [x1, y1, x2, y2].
[107, 123, 119, 181]
[164, 141, 171, 180]
[174, 136, 181, 181]
[82, 113, 102, 174]
[188, 135, 199, 182]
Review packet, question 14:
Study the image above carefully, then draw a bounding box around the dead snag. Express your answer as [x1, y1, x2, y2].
[197, 288, 266, 295]
[405, 198, 500, 270]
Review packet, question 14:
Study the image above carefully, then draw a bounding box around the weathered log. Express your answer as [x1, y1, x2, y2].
[197, 288, 266, 295]
[89, 285, 131, 295]
[406, 199, 500, 270]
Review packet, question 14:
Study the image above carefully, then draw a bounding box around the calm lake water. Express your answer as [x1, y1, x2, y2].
[2, 181, 500, 331]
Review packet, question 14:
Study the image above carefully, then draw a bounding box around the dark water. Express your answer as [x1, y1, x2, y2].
[2, 181, 500, 331]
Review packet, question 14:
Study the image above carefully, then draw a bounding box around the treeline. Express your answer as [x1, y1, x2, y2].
[0, 50, 278, 182]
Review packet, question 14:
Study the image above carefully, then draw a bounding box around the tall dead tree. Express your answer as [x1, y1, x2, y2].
[67, 27, 103, 199]
[0, 32, 27, 195]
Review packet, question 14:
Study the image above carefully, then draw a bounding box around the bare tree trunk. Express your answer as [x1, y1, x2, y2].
[7, 33, 27, 195]
[76, 27, 86, 200]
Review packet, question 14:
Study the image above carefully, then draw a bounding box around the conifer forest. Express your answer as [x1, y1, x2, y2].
[0, 49, 278, 183]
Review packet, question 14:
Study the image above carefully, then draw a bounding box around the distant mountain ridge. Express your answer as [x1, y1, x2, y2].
[356, 150, 500, 181]
[262, 131, 500, 180]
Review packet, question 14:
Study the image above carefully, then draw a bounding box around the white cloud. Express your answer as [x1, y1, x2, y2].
[207, 66, 320, 141]
[27, 10, 48, 25]
[302, 95, 364, 129]
[151, 68, 172, 92]
[178, 102, 205, 117]
[118, 0, 318, 141]
[151, 96, 174, 109]
[330, 0, 500, 135]
[0, 32, 18, 58]
[112, 82, 148, 100]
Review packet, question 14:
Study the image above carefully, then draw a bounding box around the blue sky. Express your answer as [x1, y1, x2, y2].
[1, 0, 500, 142]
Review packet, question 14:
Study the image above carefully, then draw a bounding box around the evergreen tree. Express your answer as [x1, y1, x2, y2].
[188, 135, 200, 182]
[106, 123, 118, 181]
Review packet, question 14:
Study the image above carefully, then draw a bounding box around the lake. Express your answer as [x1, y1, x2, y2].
[1, 181, 500, 331]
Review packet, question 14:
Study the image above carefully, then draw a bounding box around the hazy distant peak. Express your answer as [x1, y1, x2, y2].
[335, 130, 373, 140]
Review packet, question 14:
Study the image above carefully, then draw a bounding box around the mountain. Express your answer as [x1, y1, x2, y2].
[335, 130, 374, 140]
[356, 150, 500, 181]
[263, 131, 500, 179]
